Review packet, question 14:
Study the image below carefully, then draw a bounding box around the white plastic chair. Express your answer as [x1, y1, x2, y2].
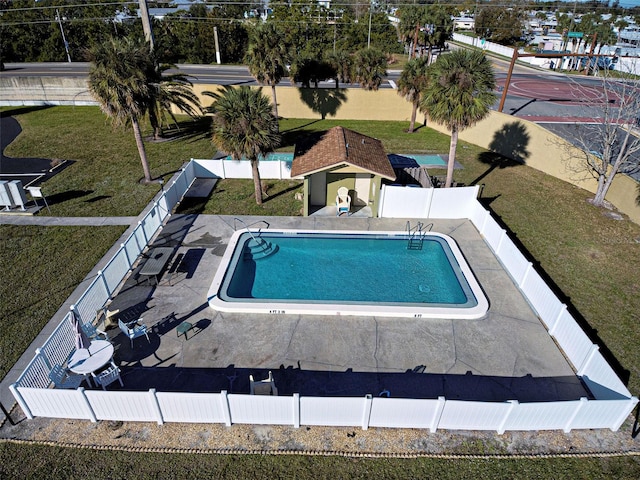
[26, 186, 51, 213]
[249, 371, 278, 396]
[118, 318, 150, 348]
[81, 322, 108, 341]
[336, 186, 351, 216]
[92, 361, 123, 390]
[49, 364, 86, 389]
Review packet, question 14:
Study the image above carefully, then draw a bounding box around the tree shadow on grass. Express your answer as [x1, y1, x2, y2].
[298, 88, 347, 120]
[150, 116, 212, 143]
[262, 182, 302, 203]
[470, 121, 531, 186]
[46, 189, 94, 205]
[279, 125, 323, 150]
[0, 105, 53, 118]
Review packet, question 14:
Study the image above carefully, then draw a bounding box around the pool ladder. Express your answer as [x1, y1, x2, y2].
[234, 218, 278, 260]
[406, 221, 432, 250]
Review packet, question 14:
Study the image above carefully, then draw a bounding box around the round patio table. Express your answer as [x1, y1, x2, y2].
[68, 340, 114, 378]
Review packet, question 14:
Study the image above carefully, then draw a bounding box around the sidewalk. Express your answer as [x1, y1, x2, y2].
[0, 215, 137, 226]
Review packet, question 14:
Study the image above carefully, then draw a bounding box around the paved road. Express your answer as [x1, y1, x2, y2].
[0, 62, 401, 90]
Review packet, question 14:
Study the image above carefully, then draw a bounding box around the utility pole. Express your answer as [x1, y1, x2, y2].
[367, 3, 373, 49]
[56, 9, 71, 63]
[214, 26, 221, 65]
[138, 0, 155, 51]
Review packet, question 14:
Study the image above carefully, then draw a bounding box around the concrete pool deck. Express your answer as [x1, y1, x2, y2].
[100, 214, 588, 403]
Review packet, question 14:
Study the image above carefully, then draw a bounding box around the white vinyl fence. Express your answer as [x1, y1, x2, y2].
[192, 158, 292, 180]
[10, 163, 197, 418]
[10, 164, 638, 433]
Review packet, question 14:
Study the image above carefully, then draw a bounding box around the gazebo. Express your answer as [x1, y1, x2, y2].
[291, 126, 396, 217]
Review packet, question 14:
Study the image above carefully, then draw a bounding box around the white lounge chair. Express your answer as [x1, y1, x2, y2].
[336, 186, 351, 216]
[249, 371, 278, 396]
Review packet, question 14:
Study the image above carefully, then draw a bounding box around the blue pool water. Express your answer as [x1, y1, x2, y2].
[223, 153, 293, 162]
[221, 233, 475, 307]
[224, 153, 447, 167]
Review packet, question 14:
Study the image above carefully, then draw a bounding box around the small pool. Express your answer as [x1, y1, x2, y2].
[222, 153, 293, 163]
[223, 153, 447, 167]
[208, 230, 488, 319]
[388, 154, 447, 168]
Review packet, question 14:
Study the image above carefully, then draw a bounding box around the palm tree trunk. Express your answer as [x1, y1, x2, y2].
[131, 117, 153, 183]
[251, 159, 263, 205]
[445, 126, 458, 188]
[149, 107, 161, 140]
[271, 84, 279, 131]
[409, 99, 418, 133]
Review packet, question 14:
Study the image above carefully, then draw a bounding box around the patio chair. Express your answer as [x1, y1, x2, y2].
[118, 318, 150, 348]
[336, 187, 351, 216]
[91, 361, 124, 390]
[49, 364, 86, 389]
[81, 322, 108, 341]
[249, 371, 278, 396]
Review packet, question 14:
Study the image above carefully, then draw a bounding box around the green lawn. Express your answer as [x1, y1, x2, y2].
[0, 225, 124, 379]
[0, 444, 639, 479]
[1, 106, 639, 477]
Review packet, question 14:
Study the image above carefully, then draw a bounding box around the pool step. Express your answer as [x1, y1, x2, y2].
[244, 238, 279, 260]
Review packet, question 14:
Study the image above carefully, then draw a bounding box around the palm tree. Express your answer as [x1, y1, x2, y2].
[420, 50, 496, 188]
[353, 48, 387, 91]
[397, 56, 429, 133]
[327, 51, 353, 88]
[244, 23, 289, 128]
[205, 86, 280, 205]
[87, 37, 155, 183]
[147, 60, 202, 141]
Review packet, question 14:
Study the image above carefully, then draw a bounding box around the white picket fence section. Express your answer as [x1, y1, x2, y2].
[192, 158, 292, 180]
[10, 163, 638, 433]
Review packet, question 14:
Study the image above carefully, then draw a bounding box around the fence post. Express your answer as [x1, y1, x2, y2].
[9, 384, 33, 419]
[220, 390, 232, 426]
[138, 221, 148, 245]
[98, 270, 110, 298]
[78, 388, 97, 422]
[497, 400, 518, 434]
[35, 347, 51, 369]
[610, 397, 639, 432]
[149, 389, 164, 425]
[564, 397, 588, 432]
[518, 263, 533, 289]
[121, 243, 132, 270]
[577, 344, 600, 376]
[547, 304, 567, 335]
[293, 393, 300, 428]
[378, 185, 386, 217]
[430, 396, 446, 433]
[361, 394, 373, 430]
[495, 230, 506, 256]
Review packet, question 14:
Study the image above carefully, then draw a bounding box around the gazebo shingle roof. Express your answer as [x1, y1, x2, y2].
[291, 126, 396, 180]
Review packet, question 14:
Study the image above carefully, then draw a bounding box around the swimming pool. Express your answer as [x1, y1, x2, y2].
[208, 230, 488, 319]
[224, 153, 447, 167]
